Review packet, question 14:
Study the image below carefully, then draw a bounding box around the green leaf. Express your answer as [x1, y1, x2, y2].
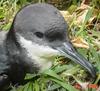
[53, 65, 71, 73]
[23, 82, 30, 91]
[27, 82, 33, 91]
[49, 77, 78, 91]
[43, 69, 78, 91]
[48, 84, 61, 91]
[34, 81, 40, 91]
[42, 69, 63, 82]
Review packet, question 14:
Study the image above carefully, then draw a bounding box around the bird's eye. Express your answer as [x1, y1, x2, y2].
[34, 32, 44, 38]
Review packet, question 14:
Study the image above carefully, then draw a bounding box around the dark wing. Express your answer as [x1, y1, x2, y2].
[0, 31, 10, 91]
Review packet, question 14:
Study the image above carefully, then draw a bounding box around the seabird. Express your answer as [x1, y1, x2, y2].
[0, 3, 96, 91]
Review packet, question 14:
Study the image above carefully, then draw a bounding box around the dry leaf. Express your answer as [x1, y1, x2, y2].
[71, 37, 89, 49]
[81, 0, 90, 5]
[93, 39, 100, 48]
[74, 4, 91, 25]
[78, 82, 89, 89]
[60, 11, 73, 23]
[96, 86, 100, 91]
[75, 9, 89, 25]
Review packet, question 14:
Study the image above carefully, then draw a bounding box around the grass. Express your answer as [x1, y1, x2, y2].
[0, 0, 100, 91]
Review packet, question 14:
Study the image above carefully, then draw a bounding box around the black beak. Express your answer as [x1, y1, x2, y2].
[57, 42, 96, 78]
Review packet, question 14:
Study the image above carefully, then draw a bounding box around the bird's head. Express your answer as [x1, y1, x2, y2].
[8, 3, 96, 78]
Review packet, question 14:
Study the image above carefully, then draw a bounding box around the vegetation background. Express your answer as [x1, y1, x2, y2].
[0, 0, 100, 91]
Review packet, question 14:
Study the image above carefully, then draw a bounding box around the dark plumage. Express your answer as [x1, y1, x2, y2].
[0, 3, 96, 91]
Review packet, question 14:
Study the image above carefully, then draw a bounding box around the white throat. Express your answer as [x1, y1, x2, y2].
[18, 35, 60, 71]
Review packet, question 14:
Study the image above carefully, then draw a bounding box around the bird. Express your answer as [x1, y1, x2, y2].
[0, 3, 96, 91]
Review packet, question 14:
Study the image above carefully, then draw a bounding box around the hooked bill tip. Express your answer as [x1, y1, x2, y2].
[57, 42, 96, 78]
